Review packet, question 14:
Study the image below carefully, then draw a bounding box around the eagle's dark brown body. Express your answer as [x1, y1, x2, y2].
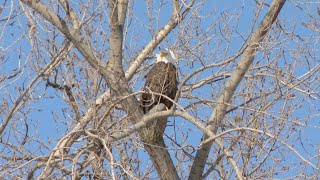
[141, 62, 178, 113]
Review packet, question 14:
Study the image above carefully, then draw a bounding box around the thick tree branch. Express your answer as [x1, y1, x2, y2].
[58, 0, 79, 29]
[109, 104, 166, 141]
[3, 0, 317, 179]
[188, 0, 287, 179]
[18, 1, 108, 177]
[118, 0, 128, 27]
[124, 0, 195, 80]
[20, 0, 195, 179]
[20, 0, 101, 70]
[109, 0, 124, 72]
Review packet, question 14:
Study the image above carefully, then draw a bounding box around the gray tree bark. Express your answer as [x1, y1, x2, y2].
[20, 0, 191, 179]
[188, 0, 287, 179]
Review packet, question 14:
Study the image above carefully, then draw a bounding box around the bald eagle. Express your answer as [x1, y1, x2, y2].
[141, 49, 178, 114]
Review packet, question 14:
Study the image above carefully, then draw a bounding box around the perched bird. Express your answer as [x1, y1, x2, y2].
[141, 49, 178, 113]
[140, 49, 178, 143]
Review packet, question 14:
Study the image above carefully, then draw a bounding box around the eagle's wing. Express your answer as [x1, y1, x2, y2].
[141, 62, 178, 113]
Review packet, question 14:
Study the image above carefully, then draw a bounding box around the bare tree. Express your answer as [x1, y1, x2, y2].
[0, 0, 319, 179]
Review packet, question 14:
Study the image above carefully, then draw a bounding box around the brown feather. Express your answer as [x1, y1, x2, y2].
[141, 62, 178, 113]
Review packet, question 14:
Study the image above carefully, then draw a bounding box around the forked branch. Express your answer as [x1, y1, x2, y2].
[188, 0, 287, 179]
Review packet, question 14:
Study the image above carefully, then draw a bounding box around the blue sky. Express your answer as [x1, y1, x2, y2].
[0, 0, 319, 178]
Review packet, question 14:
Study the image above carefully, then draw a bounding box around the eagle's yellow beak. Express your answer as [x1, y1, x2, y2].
[159, 51, 168, 57]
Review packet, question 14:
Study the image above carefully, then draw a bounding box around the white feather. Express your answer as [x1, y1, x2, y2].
[156, 49, 176, 64]
[156, 53, 169, 63]
[165, 48, 176, 60]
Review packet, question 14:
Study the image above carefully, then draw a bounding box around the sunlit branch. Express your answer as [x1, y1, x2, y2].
[124, 0, 195, 81]
[0, 43, 72, 137]
[189, 0, 287, 179]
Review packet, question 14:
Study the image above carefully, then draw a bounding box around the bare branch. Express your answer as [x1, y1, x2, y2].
[58, 0, 79, 29]
[5, 0, 318, 179]
[189, 0, 287, 179]
[124, 0, 195, 80]
[0, 43, 72, 137]
[118, 0, 129, 27]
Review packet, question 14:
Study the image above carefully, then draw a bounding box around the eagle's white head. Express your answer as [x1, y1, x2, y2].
[156, 49, 176, 64]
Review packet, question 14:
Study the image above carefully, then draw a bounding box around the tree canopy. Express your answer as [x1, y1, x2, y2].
[0, 0, 319, 179]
